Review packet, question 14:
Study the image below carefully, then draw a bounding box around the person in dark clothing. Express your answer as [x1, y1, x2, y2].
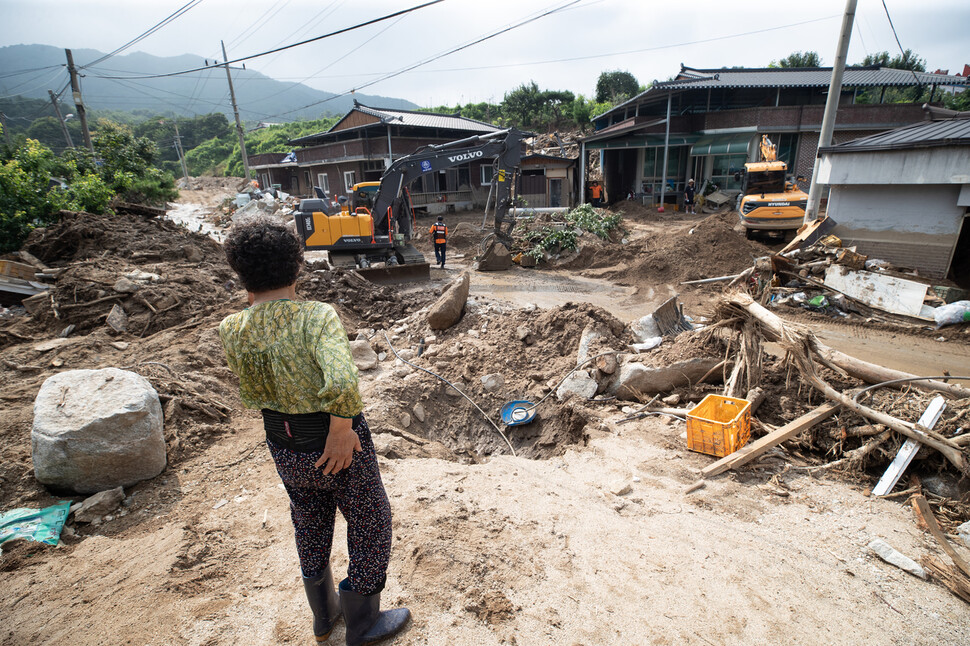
[684, 178, 697, 215]
[219, 216, 410, 645]
[429, 216, 447, 269]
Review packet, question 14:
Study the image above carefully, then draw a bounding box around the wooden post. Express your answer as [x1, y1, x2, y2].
[48, 89, 75, 149]
[173, 120, 190, 184]
[65, 49, 94, 153]
[221, 41, 251, 182]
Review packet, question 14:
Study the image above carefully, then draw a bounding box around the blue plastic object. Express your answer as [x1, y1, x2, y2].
[500, 400, 537, 426]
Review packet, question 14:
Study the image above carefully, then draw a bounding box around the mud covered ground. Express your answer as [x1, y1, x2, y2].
[2, 199, 969, 645]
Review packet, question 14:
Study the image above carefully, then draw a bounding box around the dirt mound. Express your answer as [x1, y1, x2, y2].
[608, 200, 664, 222]
[618, 211, 770, 284]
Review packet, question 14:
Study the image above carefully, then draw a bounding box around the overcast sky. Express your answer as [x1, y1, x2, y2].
[3, 0, 968, 117]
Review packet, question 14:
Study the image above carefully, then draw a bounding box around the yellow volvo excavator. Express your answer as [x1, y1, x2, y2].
[292, 128, 527, 283]
[737, 135, 808, 239]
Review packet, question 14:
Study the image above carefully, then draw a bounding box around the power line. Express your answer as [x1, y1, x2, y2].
[259, 0, 590, 120]
[880, 0, 922, 85]
[81, 0, 205, 69]
[0, 64, 64, 81]
[84, 0, 446, 81]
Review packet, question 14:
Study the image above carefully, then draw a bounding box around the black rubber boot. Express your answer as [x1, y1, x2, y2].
[303, 565, 342, 642]
[339, 578, 410, 646]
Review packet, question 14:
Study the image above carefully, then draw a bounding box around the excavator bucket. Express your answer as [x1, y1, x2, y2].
[354, 262, 431, 285]
[475, 239, 512, 272]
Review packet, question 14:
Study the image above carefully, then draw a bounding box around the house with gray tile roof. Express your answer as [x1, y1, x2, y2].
[250, 102, 501, 210]
[579, 65, 969, 209]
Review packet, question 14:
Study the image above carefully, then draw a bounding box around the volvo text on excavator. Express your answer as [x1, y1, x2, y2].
[291, 128, 528, 283]
[736, 135, 808, 240]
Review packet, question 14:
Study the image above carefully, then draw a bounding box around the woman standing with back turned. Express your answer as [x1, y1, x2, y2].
[218, 215, 410, 645]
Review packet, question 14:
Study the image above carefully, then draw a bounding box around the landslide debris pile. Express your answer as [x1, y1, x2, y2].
[623, 211, 769, 283]
[362, 301, 634, 460]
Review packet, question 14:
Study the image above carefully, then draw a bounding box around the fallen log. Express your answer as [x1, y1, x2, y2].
[726, 292, 970, 399]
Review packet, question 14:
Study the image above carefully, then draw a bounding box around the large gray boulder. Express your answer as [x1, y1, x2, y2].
[32, 368, 166, 494]
[427, 272, 470, 330]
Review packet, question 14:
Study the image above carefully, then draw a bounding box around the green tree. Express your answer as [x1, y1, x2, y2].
[0, 139, 111, 253]
[595, 70, 639, 104]
[860, 49, 926, 71]
[771, 51, 822, 68]
[89, 120, 177, 204]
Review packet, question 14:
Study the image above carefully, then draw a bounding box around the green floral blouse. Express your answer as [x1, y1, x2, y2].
[219, 300, 363, 417]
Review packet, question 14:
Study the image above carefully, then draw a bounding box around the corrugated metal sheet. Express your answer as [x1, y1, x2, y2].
[821, 116, 970, 153]
[599, 66, 969, 119]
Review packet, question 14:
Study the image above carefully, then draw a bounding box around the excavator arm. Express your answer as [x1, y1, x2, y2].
[371, 128, 528, 245]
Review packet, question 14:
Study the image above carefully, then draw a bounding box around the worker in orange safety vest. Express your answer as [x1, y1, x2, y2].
[589, 181, 605, 207]
[429, 216, 448, 269]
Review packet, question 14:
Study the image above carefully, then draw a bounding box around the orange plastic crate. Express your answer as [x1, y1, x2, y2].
[686, 394, 751, 457]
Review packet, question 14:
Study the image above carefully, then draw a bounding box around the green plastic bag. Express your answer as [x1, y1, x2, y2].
[0, 501, 71, 550]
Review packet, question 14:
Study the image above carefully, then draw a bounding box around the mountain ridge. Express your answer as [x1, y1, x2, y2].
[0, 44, 419, 121]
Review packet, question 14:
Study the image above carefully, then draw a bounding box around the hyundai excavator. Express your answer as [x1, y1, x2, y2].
[737, 135, 808, 240]
[292, 128, 527, 284]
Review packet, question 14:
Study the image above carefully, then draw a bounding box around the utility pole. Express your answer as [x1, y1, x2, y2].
[172, 120, 190, 185]
[221, 40, 251, 182]
[48, 89, 75, 149]
[0, 112, 11, 146]
[804, 0, 857, 223]
[65, 49, 94, 153]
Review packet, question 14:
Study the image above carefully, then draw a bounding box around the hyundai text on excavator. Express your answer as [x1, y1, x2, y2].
[737, 135, 808, 239]
[291, 128, 528, 284]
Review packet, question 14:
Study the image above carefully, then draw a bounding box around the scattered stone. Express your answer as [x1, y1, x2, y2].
[556, 371, 598, 402]
[610, 482, 632, 497]
[427, 272, 470, 330]
[577, 324, 604, 365]
[392, 366, 412, 379]
[184, 246, 203, 263]
[33, 337, 78, 352]
[424, 335, 437, 343]
[349, 340, 379, 371]
[393, 326, 407, 335]
[110, 341, 130, 351]
[867, 538, 927, 579]
[105, 304, 128, 333]
[32, 368, 167, 494]
[662, 394, 681, 406]
[125, 270, 161, 284]
[112, 277, 139, 294]
[59, 324, 75, 338]
[481, 373, 504, 394]
[467, 329, 480, 338]
[355, 328, 376, 341]
[400, 412, 412, 429]
[630, 314, 661, 342]
[73, 486, 125, 523]
[516, 326, 533, 344]
[445, 382, 465, 398]
[412, 402, 426, 423]
[397, 349, 416, 361]
[377, 352, 387, 361]
[213, 499, 229, 510]
[594, 353, 617, 375]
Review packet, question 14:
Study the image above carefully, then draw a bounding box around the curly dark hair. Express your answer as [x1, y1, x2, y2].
[224, 216, 304, 292]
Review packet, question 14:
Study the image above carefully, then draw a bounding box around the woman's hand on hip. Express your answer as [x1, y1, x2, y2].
[316, 415, 362, 474]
